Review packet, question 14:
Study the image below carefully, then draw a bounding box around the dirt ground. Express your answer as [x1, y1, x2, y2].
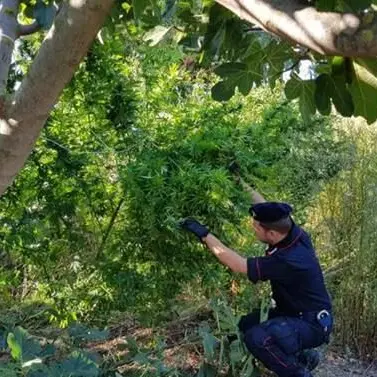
[315, 351, 377, 377]
[89, 312, 377, 377]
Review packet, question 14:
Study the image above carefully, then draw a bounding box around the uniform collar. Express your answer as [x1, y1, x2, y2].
[266, 222, 302, 256]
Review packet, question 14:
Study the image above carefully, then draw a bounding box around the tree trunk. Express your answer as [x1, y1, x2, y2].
[0, 0, 19, 102]
[0, 0, 114, 196]
[215, 0, 377, 57]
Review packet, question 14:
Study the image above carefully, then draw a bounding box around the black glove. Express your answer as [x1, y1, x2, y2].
[228, 161, 241, 184]
[228, 161, 241, 176]
[179, 218, 209, 240]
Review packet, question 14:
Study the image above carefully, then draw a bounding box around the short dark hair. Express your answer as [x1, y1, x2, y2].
[259, 216, 292, 234]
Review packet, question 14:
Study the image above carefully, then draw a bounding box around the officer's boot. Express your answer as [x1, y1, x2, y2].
[297, 349, 320, 371]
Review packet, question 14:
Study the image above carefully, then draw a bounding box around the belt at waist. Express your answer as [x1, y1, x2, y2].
[298, 310, 333, 333]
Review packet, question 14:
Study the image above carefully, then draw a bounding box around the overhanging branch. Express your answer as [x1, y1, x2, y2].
[0, 0, 114, 196]
[215, 0, 377, 57]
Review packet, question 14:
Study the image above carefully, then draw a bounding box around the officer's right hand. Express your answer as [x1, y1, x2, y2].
[228, 161, 241, 175]
[179, 218, 209, 241]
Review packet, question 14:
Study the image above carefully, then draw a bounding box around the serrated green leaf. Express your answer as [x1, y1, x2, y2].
[125, 337, 139, 355]
[132, 0, 149, 20]
[265, 41, 292, 80]
[285, 77, 316, 121]
[212, 62, 259, 100]
[350, 58, 377, 124]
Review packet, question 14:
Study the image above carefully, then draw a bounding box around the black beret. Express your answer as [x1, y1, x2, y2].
[249, 202, 293, 223]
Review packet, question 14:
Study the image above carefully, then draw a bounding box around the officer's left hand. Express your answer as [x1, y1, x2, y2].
[179, 218, 209, 241]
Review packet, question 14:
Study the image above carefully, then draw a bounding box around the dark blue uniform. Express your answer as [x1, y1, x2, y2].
[239, 216, 332, 377]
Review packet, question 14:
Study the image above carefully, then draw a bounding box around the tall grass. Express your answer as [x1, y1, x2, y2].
[308, 118, 377, 358]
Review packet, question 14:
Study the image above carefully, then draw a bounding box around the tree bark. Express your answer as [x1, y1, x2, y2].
[215, 0, 377, 57]
[0, 0, 114, 196]
[0, 0, 19, 98]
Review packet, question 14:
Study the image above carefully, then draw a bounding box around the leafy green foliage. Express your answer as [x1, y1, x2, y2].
[0, 325, 106, 377]
[122, 297, 258, 377]
[127, 0, 377, 123]
[285, 77, 316, 123]
[0, 36, 349, 325]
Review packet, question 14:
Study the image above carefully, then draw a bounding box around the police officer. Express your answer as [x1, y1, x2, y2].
[180, 181, 333, 377]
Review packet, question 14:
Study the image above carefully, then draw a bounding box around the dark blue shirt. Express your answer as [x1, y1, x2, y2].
[247, 223, 332, 315]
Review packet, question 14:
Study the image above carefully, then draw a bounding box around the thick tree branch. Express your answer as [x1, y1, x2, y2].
[0, 0, 19, 98]
[215, 0, 377, 57]
[0, 0, 114, 196]
[17, 21, 41, 37]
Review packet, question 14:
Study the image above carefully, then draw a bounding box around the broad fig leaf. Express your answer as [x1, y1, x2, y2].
[230, 339, 244, 364]
[240, 355, 255, 377]
[350, 58, 377, 124]
[56, 351, 99, 377]
[197, 362, 216, 377]
[315, 74, 332, 115]
[328, 75, 354, 117]
[0, 363, 18, 377]
[342, 0, 372, 11]
[212, 63, 257, 101]
[199, 326, 218, 361]
[315, 0, 336, 11]
[26, 365, 52, 377]
[7, 327, 42, 364]
[285, 77, 316, 122]
[211, 80, 235, 102]
[284, 76, 302, 100]
[264, 41, 292, 82]
[68, 324, 110, 342]
[210, 299, 239, 331]
[215, 62, 248, 77]
[299, 81, 316, 123]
